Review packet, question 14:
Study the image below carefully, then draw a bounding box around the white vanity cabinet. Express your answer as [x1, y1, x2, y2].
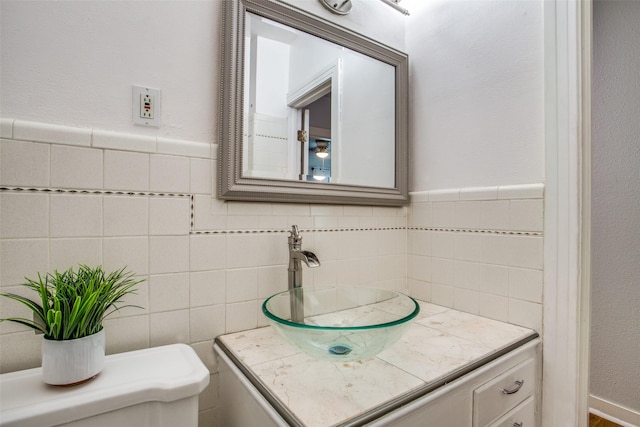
[474, 358, 537, 426]
[368, 339, 539, 427]
[214, 303, 541, 427]
[216, 338, 540, 427]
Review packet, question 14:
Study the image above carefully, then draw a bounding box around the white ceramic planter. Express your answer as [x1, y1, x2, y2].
[41, 329, 106, 386]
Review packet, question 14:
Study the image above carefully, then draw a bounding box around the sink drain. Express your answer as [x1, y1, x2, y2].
[328, 344, 352, 355]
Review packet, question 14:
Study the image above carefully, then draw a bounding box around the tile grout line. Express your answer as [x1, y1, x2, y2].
[0, 186, 190, 198]
[1, 186, 541, 236]
[407, 226, 543, 236]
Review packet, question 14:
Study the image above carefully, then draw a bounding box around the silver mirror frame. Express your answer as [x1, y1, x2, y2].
[218, 0, 409, 206]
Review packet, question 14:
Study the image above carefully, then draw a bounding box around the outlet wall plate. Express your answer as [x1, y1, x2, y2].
[133, 85, 161, 127]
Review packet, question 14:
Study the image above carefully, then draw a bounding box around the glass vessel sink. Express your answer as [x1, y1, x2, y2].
[262, 287, 419, 361]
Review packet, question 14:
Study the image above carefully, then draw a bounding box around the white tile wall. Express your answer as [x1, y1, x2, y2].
[51, 145, 103, 189]
[1, 140, 50, 187]
[0, 119, 13, 138]
[509, 199, 544, 231]
[0, 239, 49, 285]
[0, 119, 544, 425]
[103, 196, 149, 236]
[149, 273, 190, 312]
[0, 193, 49, 238]
[93, 129, 156, 153]
[477, 293, 509, 322]
[508, 235, 544, 269]
[225, 268, 258, 303]
[190, 304, 225, 343]
[104, 150, 150, 191]
[158, 137, 212, 159]
[103, 315, 150, 354]
[50, 194, 102, 237]
[149, 196, 190, 235]
[50, 238, 102, 270]
[149, 236, 190, 274]
[190, 270, 226, 306]
[481, 200, 510, 230]
[190, 234, 226, 271]
[257, 266, 287, 300]
[408, 185, 544, 331]
[14, 120, 91, 147]
[190, 158, 213, 194]
[0, 331, 42, 373]
[226, 300, 259, 333]
[103, 237, 149, 275]
[508, 267, 543, 303]
[150, 154, 190, 193]
[150, 310, 190, 347]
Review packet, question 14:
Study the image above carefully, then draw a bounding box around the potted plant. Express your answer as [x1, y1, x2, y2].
[0, 265, 143, 385]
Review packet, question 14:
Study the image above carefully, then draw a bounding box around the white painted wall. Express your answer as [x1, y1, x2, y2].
[288, 34, 339, 92]
[405, 0, 545, 192]
[246, 37, 291, 178]
[339, 52, 395, 188]
[255, 37, 290, 118]
[591, 0, 640, 415]
[0, 0, 403, 144]
[284, 0, 406, 51]
[0, 1, 220, 143]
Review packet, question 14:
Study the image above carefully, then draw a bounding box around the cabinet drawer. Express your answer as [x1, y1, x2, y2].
[489, 396, 535, 427]
[473, 358, 535, 426]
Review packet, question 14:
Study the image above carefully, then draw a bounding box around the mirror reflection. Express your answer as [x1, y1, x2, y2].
[242, 12, 396, 188]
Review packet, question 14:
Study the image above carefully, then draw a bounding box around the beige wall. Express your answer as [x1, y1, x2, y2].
[591, 0, 640, 417]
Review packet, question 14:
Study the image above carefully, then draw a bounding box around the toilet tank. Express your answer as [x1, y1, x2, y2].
[0, 344, 210, 427]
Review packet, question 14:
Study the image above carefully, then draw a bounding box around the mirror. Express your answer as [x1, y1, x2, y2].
[218, 0, 408, 206]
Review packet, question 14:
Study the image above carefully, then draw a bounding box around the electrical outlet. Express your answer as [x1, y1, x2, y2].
[133, 85, 161, 127]
[140, 93, 153, 119]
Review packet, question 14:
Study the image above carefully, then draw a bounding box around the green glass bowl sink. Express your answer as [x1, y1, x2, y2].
[262, 287, 419, 361]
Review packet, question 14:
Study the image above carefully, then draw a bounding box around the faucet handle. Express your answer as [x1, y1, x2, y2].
[290, 225, 300, 238]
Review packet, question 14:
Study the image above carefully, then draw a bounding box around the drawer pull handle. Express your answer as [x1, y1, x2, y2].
[513, 423, 523, 427]
[501, 380, 524, 395]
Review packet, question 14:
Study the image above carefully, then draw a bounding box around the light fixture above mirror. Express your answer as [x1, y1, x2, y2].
[319, 0, 352, 15]
[319, 0, 410, 16]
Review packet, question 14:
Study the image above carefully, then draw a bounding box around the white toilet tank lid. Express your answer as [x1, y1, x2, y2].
[0, 343, 210, 427]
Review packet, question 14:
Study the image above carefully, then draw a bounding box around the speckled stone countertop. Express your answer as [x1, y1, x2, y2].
[216, 301, 538, 427]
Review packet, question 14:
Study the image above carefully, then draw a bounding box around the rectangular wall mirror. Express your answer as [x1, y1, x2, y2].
[218, 0, 408, 206]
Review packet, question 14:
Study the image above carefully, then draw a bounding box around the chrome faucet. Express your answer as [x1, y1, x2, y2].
[287, 225, 320, 322]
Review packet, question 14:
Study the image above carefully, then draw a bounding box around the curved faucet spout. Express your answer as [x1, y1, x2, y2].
[292, 250, 320, 268]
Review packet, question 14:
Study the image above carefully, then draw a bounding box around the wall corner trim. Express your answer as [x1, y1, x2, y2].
[409, 183, 544, 203]
[3, 117, 212, 159]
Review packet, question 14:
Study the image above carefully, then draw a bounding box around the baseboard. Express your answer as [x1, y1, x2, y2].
[590, 395, 640, 427]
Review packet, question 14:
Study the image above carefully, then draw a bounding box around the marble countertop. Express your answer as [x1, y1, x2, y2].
[216, 301, 537, 427]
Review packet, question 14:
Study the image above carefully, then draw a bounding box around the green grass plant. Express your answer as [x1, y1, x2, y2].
[1, 265, 143, 340]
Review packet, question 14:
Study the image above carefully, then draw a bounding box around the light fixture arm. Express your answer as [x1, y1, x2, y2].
[379, 0, 410, 16]
[319, 0, 409, 16]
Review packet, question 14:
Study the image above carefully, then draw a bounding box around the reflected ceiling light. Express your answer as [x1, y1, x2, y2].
[315, 141, 329, 159]
[312, 168, 326, 181]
